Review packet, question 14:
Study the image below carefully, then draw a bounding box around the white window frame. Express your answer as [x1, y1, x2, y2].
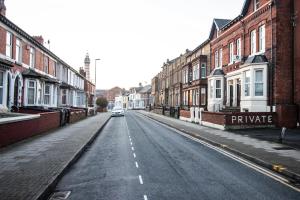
[236, 38, 241, 58]
[29, 47, 35, 68]
[6, 32, 13, 58]
[193, 64, 199, 81]
[201, 63, 206, 79]
[258, 25, 265, 53]
[16, 38, 22, 63]
[254, 70, 264, 96]
[215, 50, 219, 68]
[219, 48, 223, 67]
[209, 80, 213, 98]
[244, 70, 251, 97]
[215, 79, 222, 99]
[250, 30, 257, 55]
[229, 42, 234, 64]
[254, 0, 260, 11]
[27, 80, 36, 105]
[44, 84, 51, 105]
[0, 71, 4, 105]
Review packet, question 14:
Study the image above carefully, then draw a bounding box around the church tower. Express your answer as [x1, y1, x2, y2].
[84, 53, 91, 81]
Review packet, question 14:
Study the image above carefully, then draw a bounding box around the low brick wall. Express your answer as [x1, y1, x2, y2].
[180, 109, 190, 119]
[152, 108, 163, 115]
[69, 109, 87, 123]
[202, 112, 225, 125]
[0, 111, 60, 148]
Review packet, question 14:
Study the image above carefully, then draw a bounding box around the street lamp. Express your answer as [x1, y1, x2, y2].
[95, 58, 101, 87]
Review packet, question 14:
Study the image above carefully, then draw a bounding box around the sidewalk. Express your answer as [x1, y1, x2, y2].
[138, 110, 300, 183]
[0, 112, 111, 200]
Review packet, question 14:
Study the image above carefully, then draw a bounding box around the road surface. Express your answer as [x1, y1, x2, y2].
[50, 111, 300, 200]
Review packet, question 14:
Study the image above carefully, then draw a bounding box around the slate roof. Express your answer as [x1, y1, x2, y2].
[139, 85, 151, 94]
[214, 19, 231, 29]
[22, 69, 59, 83]
[210, 68, 225, 76]
[244, 55, 268, 64]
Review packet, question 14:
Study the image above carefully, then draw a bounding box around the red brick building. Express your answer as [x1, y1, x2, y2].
[207, 0, 299, 128]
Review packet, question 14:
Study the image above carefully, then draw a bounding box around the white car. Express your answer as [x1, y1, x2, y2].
[111, 107, 125, 117]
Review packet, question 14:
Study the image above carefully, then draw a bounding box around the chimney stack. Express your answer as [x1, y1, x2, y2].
[0, 0, 6, 16]
[33, 36, 44, 45]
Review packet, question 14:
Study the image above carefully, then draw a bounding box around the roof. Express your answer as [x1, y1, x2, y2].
[210, 68, 225, 76]
[209, 18, 231, 39]
[0, 15, 86, 80]
[22, 69, 59, 83]
[139, 85, 151, 93]
[0, 58, 13, 70]
[188, 39, 210, 56]
[244, 54, 268, 64]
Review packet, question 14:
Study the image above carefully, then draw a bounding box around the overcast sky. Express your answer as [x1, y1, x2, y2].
[5, 0, 244, 90]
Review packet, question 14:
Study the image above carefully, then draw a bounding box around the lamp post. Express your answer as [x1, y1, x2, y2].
[94, 58, 100, 110]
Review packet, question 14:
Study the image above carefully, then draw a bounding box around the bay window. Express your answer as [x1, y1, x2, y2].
[201, 63, 206, 79]
[27, 80, 36, 105]
[215, 80, 221, 98]
[200, 88, 206, 106]
[193, 64, 199, 80]
[44, 84, 51, 105]
[255, 70, 263, 96]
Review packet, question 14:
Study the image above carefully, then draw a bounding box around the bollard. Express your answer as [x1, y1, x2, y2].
[279, 127, 287, 143]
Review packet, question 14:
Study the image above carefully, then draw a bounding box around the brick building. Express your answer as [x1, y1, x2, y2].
[207, 0, 300, 128]
[0, 0, 92, 112]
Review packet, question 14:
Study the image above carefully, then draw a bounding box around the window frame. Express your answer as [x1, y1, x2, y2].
[27, 80, 37, 105]
[44, 84, 51, 105]
[244, 70, 251, 97]
[0, 71, 4, 104]
[201, 63, 206, 79]
[229, 42, 234, 63]
[214, 50, 219, 68]
[29, 47, 35, 68]
[254, 69, 264, 96]
[236, 38, 241, 58]
[16, 38, 22, 63]
[258, 25, 265, 53]
[250, 30, 257, 55]
[215, 79, 222, 99]
[6, 32, 13, 58]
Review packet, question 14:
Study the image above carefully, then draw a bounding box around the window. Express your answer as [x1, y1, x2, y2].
[193, 64, 199, 80]
[259, 25, 265, 52]
[44, 84, 51, 105]
[255, 70, 263, 96]
[219, 48, 223, 67]
[210, 80, 213, 98]
[54, 62, 57, 77]
[236, 38, 241, 58]
[201, 88, 206, 105]
[27, 80, 36, 105]
[215, 80, 221, 98]
[77, 92, 81, 106]
[229, 42, 234, 63]
[244, 71, 250, 96]
[215, 50, 219, 68]
[6, 32, 12, 58]
[192, 90, 196, 105]
[44, 56, 49, 74]
[29, 47, 35, 68]
[16, 38, 22, 63]
[0, 71, 3, 104]
[254, 0, 260, 11]
[196, 89, 199, 106]
[62, 89, 67, 105]
[251, 30, 257, 55]
[201, 63, 206, 79]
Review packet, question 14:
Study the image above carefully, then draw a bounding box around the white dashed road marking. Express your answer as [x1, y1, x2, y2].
[135, 161, 139, 168]
[133, 153, 136, 158]
[139, 175, 143, 184]
[144, 195, 148, 200]
[132, 147, 134, 151]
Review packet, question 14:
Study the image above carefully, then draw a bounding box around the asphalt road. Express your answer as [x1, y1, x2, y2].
[50, 111, 300, 200]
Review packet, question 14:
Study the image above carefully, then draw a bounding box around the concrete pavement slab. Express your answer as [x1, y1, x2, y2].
[0, 112, 111, 200]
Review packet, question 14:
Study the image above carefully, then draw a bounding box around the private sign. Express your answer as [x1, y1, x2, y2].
[231, 115, 273, 125]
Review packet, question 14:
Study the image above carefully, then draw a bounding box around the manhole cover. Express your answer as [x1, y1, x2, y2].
[49, 191, 71, 200]
[273, 147, 295, 150]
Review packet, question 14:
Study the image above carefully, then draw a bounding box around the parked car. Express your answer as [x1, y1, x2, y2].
[111, 107, 125, 117]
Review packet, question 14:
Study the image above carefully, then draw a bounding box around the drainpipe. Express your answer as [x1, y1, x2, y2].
[270, 0, 275, 112]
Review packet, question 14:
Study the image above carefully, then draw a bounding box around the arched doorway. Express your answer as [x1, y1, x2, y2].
[14, 76, 19, 107]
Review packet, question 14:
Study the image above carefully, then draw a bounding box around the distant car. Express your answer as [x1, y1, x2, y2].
[111, 107, 125, 117]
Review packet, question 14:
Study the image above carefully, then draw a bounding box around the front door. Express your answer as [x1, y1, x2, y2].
[229, 85, 233, 107]
[237, 81, 241, 107]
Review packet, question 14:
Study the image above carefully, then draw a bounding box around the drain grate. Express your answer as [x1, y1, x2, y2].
[273, 146, 295, 150]
[49, 191, 71, 200]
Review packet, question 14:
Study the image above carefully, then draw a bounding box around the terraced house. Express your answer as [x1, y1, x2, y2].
[207, 0, 300, 128]
[0, 0, 95, 146]
[151, 0, 300, 129]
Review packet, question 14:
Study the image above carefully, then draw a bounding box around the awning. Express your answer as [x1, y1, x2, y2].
[0, 58, 14, 70]
[22, 69, 59, 84]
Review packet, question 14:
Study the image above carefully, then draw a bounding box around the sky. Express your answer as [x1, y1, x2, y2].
[5, 0, 244, 90]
